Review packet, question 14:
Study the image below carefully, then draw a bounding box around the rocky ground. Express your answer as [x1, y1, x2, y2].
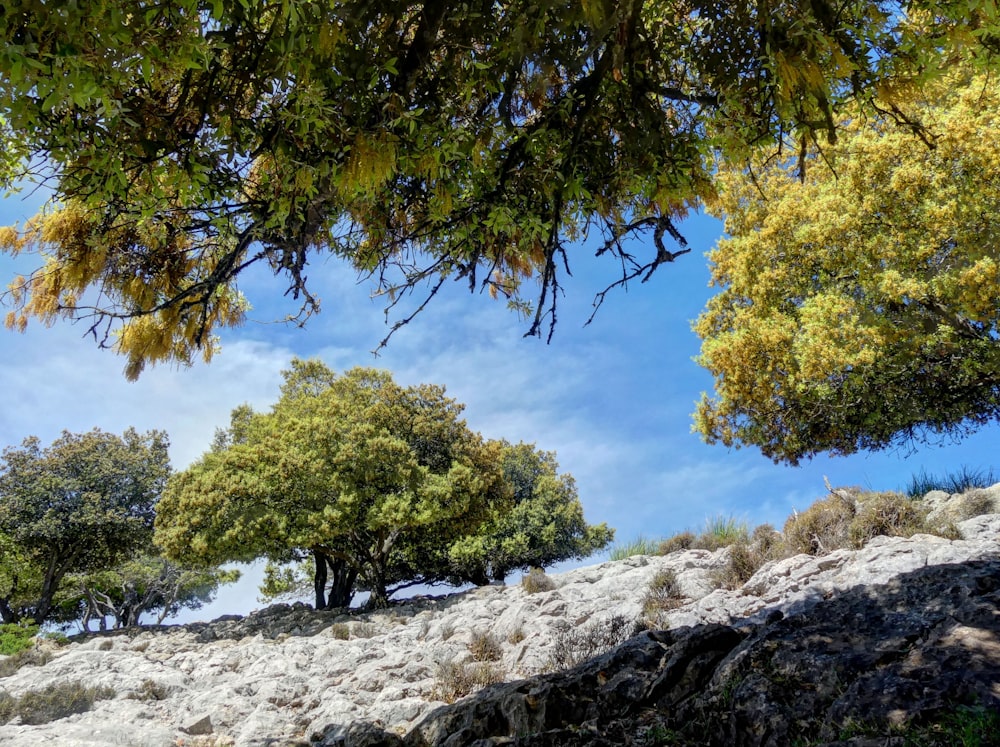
[2, 486, 1000, 746]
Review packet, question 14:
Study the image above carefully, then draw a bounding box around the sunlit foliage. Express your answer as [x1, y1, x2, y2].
[694, 61, 1000, 464]
[3, 1, 998, 375]
[0, 428, 171, 624]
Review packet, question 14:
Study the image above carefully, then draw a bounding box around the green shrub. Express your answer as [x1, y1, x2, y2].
[468, 631, 503, 662]
[521, 567, 556, 594]
[0, 681, 115, 725]
[330, 623, 351, 640]
[783, 493, 857, 556]
[0, 623, 38, 656]
[657, 531, 696, 555]
[433, 661, 504, 703]
[608, 535, 661, 560]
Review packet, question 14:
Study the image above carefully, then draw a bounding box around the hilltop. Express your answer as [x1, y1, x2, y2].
[1, 484, 999, 746]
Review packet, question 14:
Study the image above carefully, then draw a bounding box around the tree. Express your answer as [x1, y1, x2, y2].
[447, 442, 614, 584]
[0, 428, 171, 624]
[155, 360, 508, 609]
[693, 61, 1000, 464]
[64, 556, 240, 630]
[3, 1, 998, 377]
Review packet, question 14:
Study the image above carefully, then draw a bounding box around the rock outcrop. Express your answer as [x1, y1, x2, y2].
[2, 491, 999, 746]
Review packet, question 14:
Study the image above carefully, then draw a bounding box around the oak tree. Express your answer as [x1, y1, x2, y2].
[447, 441, 614, 584]
[694, 62, 1000, 464]
[4, 1, 998, 376]
[0, 428, 171, 624]
[155, 360, 508, 609]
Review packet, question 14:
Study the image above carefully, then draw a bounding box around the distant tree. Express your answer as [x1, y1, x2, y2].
[155, 360, 508, 609]
[447, 442, 614, 585]
[3, 2, 998, 376]
[0, 429, 171, 624]
[694, 61, 1000, 464]
[64, 556, 241, 630]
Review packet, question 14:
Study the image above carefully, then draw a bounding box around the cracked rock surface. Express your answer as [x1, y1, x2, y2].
[1, 506, 999, 746]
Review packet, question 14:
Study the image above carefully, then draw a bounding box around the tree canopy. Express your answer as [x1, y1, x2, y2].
[155, 359, 610, 608]
[3, 1, 998, 376]
[693, 61, 1000, 464]
[155, 360, 509, 608]
[0, 428, 171, 624]
[447, 441, 614, 584]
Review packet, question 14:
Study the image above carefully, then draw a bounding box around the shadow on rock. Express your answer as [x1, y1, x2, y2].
[312, 559, 1000, 746]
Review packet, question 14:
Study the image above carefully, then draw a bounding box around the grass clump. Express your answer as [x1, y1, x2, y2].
[433, 661, 504, 703]
[545, 614, 638, 672]
[642, 570, 687, 624]
[905, 466, 999, 498]
[521, 567, 556, 594]
[697, 514, 750, 550]
[715, 524, 784, 590]
[330, 622, 351, 640]
[608, 535, 662, 560]
[0, 647, 52, 678]
[468, 631, 503, 662]
[657, 531, 696, 555]
[783, 493, 857, 555]
[0, 681, 115, 725]
[847, 491, 932, 548]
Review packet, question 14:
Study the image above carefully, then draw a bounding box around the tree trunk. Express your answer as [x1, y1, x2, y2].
[0, 596, 18, 624]
[312, 550, 328, 609]
[324, 556, 357, 609]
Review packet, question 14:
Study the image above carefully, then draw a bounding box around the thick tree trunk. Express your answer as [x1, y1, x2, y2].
[0, 596, 18, 624]
[324, 556, 357, 609]
[312, 550, 328, 609]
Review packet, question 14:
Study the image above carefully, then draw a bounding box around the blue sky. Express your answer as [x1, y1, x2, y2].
[1, 191, 998, 623]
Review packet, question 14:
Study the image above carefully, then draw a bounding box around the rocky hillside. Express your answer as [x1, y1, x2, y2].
[2, 486, 1000, 746]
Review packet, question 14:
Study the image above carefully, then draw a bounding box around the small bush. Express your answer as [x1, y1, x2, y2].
[330, 623, 351, 640]
[847, 491, 931, 548]
[0, 623, 38, 656]
[642, 569, 686, 621]
[608, 535, 661, 560]
[0, 691, 13, 724]
[0, 681, 115, 725]
[716, 524, 784, 589]
[0, 647, 52, 678]
[521, 567, 556, 594]
[657, 531, 696, 555]
[954, 489, 996, 520]
[783, 493, 857, 556]
[468, 631, 503, 662]
[433, 661, 504, 703]
[545, 614, 637, 672]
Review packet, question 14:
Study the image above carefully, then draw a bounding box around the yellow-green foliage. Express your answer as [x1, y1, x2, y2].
[695, 59, 1000, 464]
[2, 2, 997, 375]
